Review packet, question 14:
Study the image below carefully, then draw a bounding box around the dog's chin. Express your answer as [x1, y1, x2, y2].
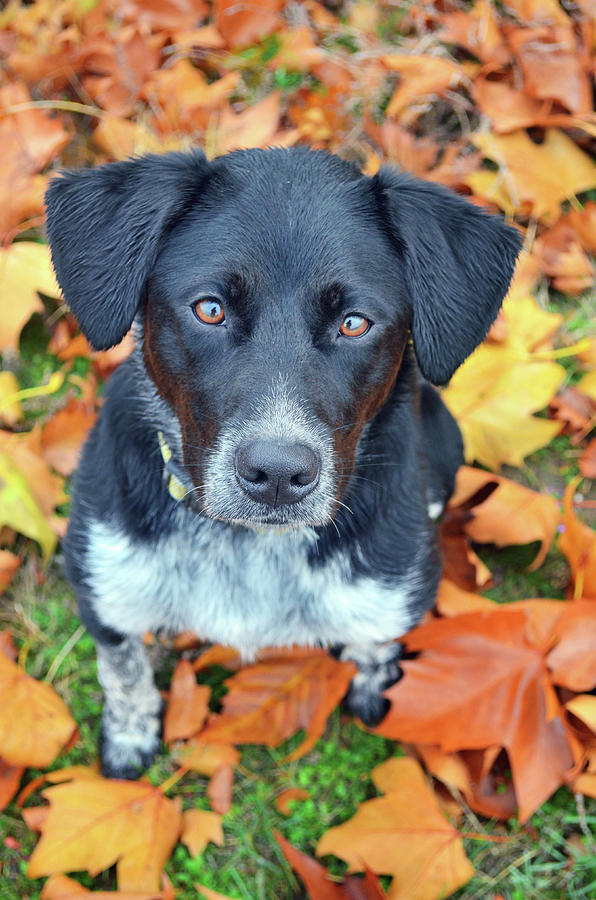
[199, 499, 333, 531]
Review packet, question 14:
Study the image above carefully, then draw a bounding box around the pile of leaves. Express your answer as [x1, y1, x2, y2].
[0, 0, 595, 898]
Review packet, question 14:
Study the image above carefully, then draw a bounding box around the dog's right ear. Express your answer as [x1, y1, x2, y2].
[45, 151, 210, 350]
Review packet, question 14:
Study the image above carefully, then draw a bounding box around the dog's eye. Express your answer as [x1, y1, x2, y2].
[339, 313, 372, 338]
[194, 298, 225, 325]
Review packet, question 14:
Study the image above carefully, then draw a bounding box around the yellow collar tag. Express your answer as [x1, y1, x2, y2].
[157, 431, 187, 502]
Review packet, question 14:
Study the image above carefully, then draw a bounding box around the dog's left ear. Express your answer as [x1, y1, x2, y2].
[374, 168, 521, 385]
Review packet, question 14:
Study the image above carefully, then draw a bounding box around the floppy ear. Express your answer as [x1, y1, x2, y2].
[374, 168, 521, 385]
[45, 151, 210, 350]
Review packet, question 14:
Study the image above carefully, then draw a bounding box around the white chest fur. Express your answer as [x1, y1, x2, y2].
[85, 517, 420, 655]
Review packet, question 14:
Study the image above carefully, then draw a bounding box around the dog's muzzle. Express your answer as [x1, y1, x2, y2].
[235, 440, 320, 507]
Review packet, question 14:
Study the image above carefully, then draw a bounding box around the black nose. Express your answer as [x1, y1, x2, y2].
[235, 441, 320, 507]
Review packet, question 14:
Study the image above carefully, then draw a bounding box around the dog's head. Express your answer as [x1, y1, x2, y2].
[45, 147, 520, 528]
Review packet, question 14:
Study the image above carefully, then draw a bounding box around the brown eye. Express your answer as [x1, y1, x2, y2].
[339, 313, 371, 338]
[194, 298, 225, 325]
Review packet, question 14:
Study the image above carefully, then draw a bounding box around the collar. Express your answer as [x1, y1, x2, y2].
[157, 431, 188, 502]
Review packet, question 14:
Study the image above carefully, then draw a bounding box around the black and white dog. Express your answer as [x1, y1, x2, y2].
[45, 147, 520, 779]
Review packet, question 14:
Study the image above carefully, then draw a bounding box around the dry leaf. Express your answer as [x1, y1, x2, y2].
[0, 650, 75, 767]
[0, 756, 24, 811]
[180, 808, 223, 857]
[200, 648, 356, 759]
[468, 129, 596, 224]
[0, 549, 20, 593]
[450, 466, 560, 569]
[317, 757, 474, 900]
[558, 479, 596, 600]
[375, 607, 578, 822]
[163, 659, 210, 743]
[39, 871, 165, 898]
[0, 242, 59, 351]
[41, 397, 97, 477]
[28, 779, 182, 892]
[275, 787, 310, 815]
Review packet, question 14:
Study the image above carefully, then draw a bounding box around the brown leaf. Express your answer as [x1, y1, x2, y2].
[0, 84, 69, 238]
[28, 779, 182, 892]
[175, 738, 239, 776]
[375, 607, 578, 822]
[549, 387, 596, 440]
[0, 426, 67, 518]
[0, 757, 24, 811]
[41, 397, 97, 477]
[580, 440, 596, 479]
[39, 871, 165, 898]
[558, 479, 596, 600]
[200, 648, 356, 759]
[534, 222, 595, 295]
[277, 832, 387, 899]
[113, 0, 209, 32]
[382, 55, 464, 121]
[180, 808, 223, 857]
[547, 601, 596, 691]
[450, 466, 560, 570]
[214, 0, 283, 48]
[206, 763, 234, 815]
[163, 659, 210, 743]
[0, 550, 20, 593]
[468, 129, 596, 224]
[317, 758, 474, 900]
[195, 885, 238, 900]
[0, 651, 75, 768]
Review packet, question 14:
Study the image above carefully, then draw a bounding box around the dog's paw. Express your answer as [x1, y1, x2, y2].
[339, 642, 403, 728]
[99, 710, 162, 780]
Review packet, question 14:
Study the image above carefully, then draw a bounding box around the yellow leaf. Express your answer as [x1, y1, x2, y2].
[578, 370, 596, 402]
[28, 779, 182, 892]
[0, 452, 56, 559]
[0, 651, 75, 767]
[0, 242, 59, 350]
[444, 346, 565, 469]
[317, 757, 474, 900]
[469, 129, 596, 223]
[180, 808, 224, 857]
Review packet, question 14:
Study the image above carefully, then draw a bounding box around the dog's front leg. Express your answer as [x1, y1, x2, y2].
[96, 637, 163, 780]
[334, 643, 403, 727]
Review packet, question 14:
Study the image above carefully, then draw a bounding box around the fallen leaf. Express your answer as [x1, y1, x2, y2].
[580, 440, 596, 479]
[0, 757, 24, 811]
[374, 608, 578, 822]
[277, 831, 387, 898]
[163, 659, 210, 743]
[566, 695, 596, 733]
[443, 343, 564, 469]
[0, 549, 20, 593]
[175, 738, 239, 777]
[39, 871, 165, 898]
[450, 466, 560, 569]
[317, 757, 474, 900]
[547, 602, 596, 691]
[180, 808, 223, 857]
[0, 650, 75, 767]
[199, 648, 356, 759]
[382, 55, 464, 121]
[41, 397, 97, 477]
[0, 242, 59, 351]
[0, 426, 67, 519]
[215, 92, 282, 155]
[549, 387, 596, 441]
[0, 452, 57, 560]
[195, 885, 238, 900]
[468, 129, 596, 224]
[28, 779, 182, 892]
[558, 479, 596, 600]
[213, 0, 283, 48]
[206, 764, 234, 814]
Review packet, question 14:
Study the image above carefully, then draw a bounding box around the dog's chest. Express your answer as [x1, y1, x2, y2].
[85, 516, 417, 654]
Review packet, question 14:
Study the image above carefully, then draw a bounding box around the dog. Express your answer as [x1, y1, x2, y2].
[45, 147, 520, 779]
